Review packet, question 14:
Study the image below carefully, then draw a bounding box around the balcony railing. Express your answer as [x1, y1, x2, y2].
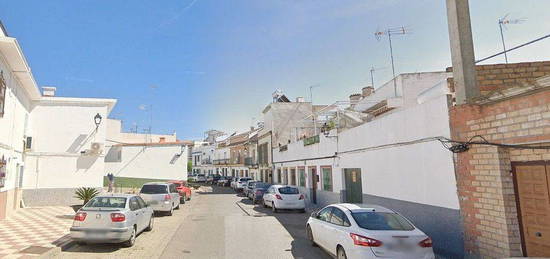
[213, 159, 230, 165]
[244, 157, 257, 166]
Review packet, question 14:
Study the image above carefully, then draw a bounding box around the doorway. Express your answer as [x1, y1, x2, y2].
[344, 168, 363, 203]
[513, 162, 550, 257]
[309, 166, 318, 204]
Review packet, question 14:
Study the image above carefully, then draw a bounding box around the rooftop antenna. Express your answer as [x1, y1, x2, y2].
[498, 14, 527, 63]
[369, 66, 387, 89]
[374, 26, 409, 97]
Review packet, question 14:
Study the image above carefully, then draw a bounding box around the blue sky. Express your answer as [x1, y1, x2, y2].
[2, 0, 549, 139]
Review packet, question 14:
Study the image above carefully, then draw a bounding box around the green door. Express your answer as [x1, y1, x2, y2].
[344, 168, 363, 203]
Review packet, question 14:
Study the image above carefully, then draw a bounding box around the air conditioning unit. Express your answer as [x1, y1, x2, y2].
[89, 142, 103, 155]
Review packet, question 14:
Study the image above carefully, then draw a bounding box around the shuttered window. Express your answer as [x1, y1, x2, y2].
[322, 167, 333, 191]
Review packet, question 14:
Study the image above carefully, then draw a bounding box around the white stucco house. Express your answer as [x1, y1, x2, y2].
[0, 21, 188, 213]
[271, 72, 463, 257]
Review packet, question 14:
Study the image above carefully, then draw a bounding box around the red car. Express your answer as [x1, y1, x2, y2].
[168, 180, 192, 203]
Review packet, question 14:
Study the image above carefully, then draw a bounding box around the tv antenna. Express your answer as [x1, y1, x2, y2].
[369, 66, 387, 89]
[374, 26, 409, 97]
[498, 14, 527, 63]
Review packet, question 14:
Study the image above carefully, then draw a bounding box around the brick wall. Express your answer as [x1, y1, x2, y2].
[450, 88, 550, 257]
[447, 61, 550, 95]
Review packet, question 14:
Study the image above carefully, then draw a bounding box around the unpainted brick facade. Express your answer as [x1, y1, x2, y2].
[449, 61, 550, 257]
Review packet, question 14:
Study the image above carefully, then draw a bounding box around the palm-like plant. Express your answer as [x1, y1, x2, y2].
[74, 187, 100, 205]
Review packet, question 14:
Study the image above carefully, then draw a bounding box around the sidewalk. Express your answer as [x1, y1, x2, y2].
[0, 206, 74, 258]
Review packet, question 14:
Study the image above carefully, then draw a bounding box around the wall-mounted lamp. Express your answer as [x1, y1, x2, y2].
[94, 113, 102, 129]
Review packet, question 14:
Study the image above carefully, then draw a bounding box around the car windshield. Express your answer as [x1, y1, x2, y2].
[278, 187, 299, 194]
[351, 212, 415, 231]
[140, 185, 168, 194]
[85, 197, 127, 208]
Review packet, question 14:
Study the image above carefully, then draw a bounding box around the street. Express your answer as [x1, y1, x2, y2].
[54, 186, 331, 259]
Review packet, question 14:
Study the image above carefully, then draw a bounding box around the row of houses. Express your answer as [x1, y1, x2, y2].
[192, 61, 550, 257]
[0, 22, 189, 220]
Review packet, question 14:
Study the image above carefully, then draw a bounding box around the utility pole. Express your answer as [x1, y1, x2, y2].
[309, 85, 320, 136]
[446, 0, 479, 104]
[375, 27, 408, 97]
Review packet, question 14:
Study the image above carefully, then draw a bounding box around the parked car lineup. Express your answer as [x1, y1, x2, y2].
[211, 176, 435, 259]
[70, 180, 193, 247]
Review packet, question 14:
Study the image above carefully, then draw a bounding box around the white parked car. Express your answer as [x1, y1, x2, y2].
[306, 204, 434, 259]
[70, 194, 154, 247]
[234, 177, 252, 192]
[196, 174, 207, 183]
[139, 182, 180, 216]
[262, 185, 306, 213]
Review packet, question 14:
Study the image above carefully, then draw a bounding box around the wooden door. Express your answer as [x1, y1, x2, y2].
[514, 163, 550, 256]
[344, 168, 363, 203]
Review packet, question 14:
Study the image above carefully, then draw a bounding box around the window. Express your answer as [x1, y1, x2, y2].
[129, 197, 141, 211]
[330, 208, 350, 227]
[85, 197, 127, 208]
[322, 167, 332, 191]
[136, 197, 147, 208]
[290, 168, 296, 186]
[317, 207, 333, 222]
[140, 185, 168, 194]
[298, 168, 306, 187]
[351, 212, 415, 231]
[278, 187, 299, 194]
[0, 71, 5, 118]
[169, 184, 177, 193]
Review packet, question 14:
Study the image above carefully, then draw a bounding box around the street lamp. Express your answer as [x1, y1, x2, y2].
[94, 113, 102, 129]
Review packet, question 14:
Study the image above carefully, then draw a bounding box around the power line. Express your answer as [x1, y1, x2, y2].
[476, 33, 550, 64]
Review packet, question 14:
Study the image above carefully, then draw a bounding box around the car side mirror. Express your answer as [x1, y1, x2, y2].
[310, 210, 319, 219]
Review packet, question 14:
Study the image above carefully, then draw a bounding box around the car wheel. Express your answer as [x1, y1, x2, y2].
[123, 226, 137, 247]
[306, 225, 318, 247]
[167, 206, 173, 216]
[187, 194, 191, 201]
[263, 199, 268, 208]
[299, 209, 306, 213]
[145, 215, 154, 231]
[180, 195, 186, 204]
[272, 202, 278, 213]
[175, 202, 180, 210]
[337, 246, 347, 259]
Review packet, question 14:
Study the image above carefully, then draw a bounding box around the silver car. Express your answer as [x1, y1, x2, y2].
[70, 194, 154, 247]
[139, 182, 180, 215]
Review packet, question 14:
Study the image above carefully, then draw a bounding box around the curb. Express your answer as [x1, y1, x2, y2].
[39, 239, 78, 259]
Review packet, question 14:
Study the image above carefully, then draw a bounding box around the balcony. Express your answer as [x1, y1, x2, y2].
[213, 159, 229, 165]
[244, 157, 257, 166]
[201, 158, 212, 165]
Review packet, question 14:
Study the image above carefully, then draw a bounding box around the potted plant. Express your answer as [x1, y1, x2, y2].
[72, 187, 100, 212]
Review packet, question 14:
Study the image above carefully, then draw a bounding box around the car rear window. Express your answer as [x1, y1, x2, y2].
[239, 178, 251, 182]
[140, 185, 168, 194]
[85, 197, 127, 208]
[351, 212, 415, 231]
[172, 183, 182, 187]
[278, 187, 299, 194]
[256, 183, 271, 189]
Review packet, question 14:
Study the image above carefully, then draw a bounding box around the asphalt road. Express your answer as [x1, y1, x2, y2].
[160, 185, 331, 259]
[54, 186, 331, 259]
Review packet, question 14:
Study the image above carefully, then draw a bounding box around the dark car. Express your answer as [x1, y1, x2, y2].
[249, 182, 272, 204]
[207, 174, 222, 185]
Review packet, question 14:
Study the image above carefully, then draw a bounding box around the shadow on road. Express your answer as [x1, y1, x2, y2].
[211, 185, 331, 259]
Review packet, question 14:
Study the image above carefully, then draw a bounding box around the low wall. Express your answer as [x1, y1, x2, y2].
[22, 187, 103, 207]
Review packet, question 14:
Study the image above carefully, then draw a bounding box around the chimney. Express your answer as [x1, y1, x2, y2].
[41, 86, 56, 97]
[362, 86, 374, 97]
[250, 126, 255, 131]
[349, 93, 362, 108]
[295, 97, 305, 102]
[159, 137, 166, 143]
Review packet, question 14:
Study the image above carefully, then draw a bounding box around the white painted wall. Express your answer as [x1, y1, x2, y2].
[106, 118, 177, 144]
[0, 52, 31, 193]
[105, 144, 188, 181]
[23, 101, 113, 189]
[273, 94, 459, 210]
